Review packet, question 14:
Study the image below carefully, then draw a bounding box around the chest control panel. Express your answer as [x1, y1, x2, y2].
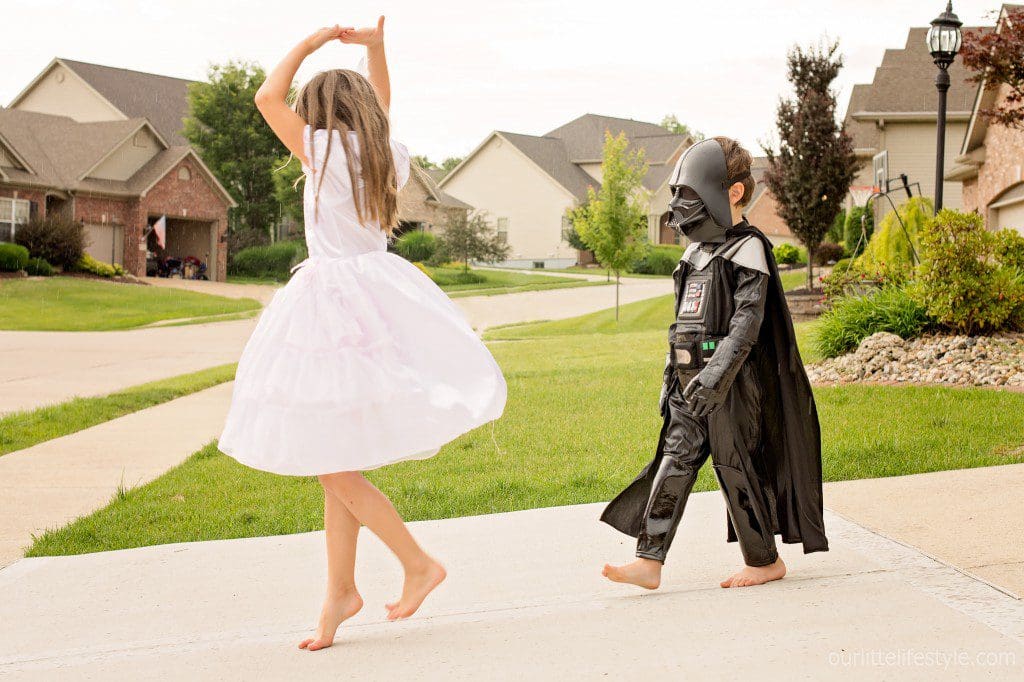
[679, 280, 705, 315]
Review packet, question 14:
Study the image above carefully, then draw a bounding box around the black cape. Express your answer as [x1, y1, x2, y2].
[601, 225, 828, 554]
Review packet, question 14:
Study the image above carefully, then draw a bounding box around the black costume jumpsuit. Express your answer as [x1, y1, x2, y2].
[635, 233, 777, 566]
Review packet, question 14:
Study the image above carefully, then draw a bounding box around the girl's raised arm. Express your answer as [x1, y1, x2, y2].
[254, 26, 350, 165]
[340, 16, 390, 112]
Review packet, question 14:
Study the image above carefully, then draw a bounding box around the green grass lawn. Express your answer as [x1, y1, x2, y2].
[426, 266, 605, 297]
[0, 364, 237, 457]
[0, 279, 262, 331]
[27, 322, 1024, 557]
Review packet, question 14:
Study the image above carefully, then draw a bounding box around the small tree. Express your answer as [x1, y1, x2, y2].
[435, 212, 509, 273]
[961, 6, 1024, 129]
[762, 40, 858, 290]
[568, 131, 648, 319]
[184, 61, 285, 238]
[660, 114, 705, 141]
[272, 155, 304, 234]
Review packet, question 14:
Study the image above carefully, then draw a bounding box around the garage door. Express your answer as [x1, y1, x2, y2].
[83, 224, 124, 265]
[991, 183, 1024, 235]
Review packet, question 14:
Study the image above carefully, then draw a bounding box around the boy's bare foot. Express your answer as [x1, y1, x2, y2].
[720, 557, 786, 588]
[298, 589, 364, 651]
[602, 558, 662, 590]
[385, 558, 446, 620]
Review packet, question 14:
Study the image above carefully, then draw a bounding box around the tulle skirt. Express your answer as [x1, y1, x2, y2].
[218, 251, 507, 475]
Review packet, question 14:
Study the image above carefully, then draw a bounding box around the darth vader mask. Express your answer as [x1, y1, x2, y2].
[667, 139, 748, 244]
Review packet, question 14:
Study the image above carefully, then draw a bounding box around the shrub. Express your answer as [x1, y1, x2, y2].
[0, 243, 30, 271]
[859, 197, 932, 268]
[814, 286, 930, 358]
[394, 230, 438, 262]
[843, 204, 875, 255]
[914, 209, 1023, 334]
[814, 241, 845, 265]
[994, 229, 1024, 270]
[828, 209, 847, 244]
[773, 243, 801, 265]
[24, 257, 54, 277]
[229, 240, 307, 280]
[75, 253, 119, 277]
[13, 216, 85, 269]
[821, 259, 911, 302]
[631, 245, 681, 275]
[226, 228, 270, 256]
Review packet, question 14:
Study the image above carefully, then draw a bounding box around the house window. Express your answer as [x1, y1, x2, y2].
[0, 197, 30, 242]
[496, 217, 509, 243]
[178, 166, 192, 181]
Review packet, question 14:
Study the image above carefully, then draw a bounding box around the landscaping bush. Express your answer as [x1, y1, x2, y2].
[229, 240, 307, 280]
[13, 216, 85, 269]
[814, 286, 930, 358]
[226, 228, 270, 256]
[814, 241, 845, 265]
[24, 257, 54, 277]
[821, 259, 911, 302]
[859, 196, 932, 268]
[631, 245, 681, 275]
[994, 228, 1024, 271]
[828, 209, 847, 244]
[843, 204, 875, 256]
[773, 243, 801, 265]
[832, 257, 852, 274]
[0, 243, 30, 272]
[914, 209, 1024, 334]
[75, 253, 124, 277]
[394, 230, 438, 262]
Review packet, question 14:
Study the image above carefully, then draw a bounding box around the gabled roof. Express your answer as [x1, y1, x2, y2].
[10, 58, 195, 146]
[0, 107, 235, 206]
[442, 114, 691, 202]
[411, 165, 472, 209]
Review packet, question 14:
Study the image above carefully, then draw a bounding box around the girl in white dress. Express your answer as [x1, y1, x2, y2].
[218, 17, 506, 650]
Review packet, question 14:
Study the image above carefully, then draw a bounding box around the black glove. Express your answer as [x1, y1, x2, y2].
[682, 374, 726, 418]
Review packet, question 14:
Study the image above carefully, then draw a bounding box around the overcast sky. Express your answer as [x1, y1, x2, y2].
[1, 0, 999, 160]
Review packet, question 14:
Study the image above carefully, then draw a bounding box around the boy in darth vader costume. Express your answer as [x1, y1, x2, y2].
[601, 137, 828, 590]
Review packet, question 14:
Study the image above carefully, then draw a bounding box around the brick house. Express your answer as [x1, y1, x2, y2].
[2, 58, 234, 280]
[946, 5, 1024, 234]
[396, 166, 471, 234]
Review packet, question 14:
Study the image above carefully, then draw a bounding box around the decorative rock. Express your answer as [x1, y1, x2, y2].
[806, 331, 1024, 388]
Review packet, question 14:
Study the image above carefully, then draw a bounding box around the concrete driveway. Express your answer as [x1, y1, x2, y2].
[2, 497, 1021, 680]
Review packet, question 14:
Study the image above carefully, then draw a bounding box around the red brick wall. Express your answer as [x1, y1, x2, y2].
[140, 157, 230, 281]
[746, 187, 795, 241]
[0, 186, 48, 219]
[962, 84, 1024, 219]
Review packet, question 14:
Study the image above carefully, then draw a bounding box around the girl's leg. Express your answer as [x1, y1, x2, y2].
[299, 484, 365, 651]
[318, 471, 446, 620]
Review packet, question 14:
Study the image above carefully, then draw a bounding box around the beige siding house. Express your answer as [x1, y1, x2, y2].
[440, 114, 691, 268]
[844, 27, 981, 213]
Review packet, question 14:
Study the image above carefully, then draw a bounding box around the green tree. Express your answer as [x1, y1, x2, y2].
[440, 156, 463, 174]
[435, 212, 510, 273]
[184, 61, 285, 239]
[762, 41, 858, 290]
[568, 131, 649, 319]
[660, 114, 704, 141]
[412, 155, 438, 170]
[272, 155, 304, 230]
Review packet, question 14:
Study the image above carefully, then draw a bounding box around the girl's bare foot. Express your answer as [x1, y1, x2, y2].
[602, 558, 662, 590]
[720, 557, 787, 588]
[385, 558, 446, 620]
[298, 589, 364, 651]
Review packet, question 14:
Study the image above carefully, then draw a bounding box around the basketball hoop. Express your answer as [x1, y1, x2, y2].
[849, 185, 879, 208]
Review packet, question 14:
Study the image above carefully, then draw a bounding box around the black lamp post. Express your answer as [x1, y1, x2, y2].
[926, 1, 963, 212]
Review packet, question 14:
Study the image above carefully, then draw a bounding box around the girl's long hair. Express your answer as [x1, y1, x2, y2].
[294, 69, 399, 234]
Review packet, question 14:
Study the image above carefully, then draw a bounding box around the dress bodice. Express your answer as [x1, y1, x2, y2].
[301, 126, 410, 259]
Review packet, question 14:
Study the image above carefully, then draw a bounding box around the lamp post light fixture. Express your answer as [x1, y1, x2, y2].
[926, 1, 963, 212]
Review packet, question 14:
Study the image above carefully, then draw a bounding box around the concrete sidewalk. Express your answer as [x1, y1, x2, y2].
[0, 382, 233, 566]
[2, 497, 1022, 680]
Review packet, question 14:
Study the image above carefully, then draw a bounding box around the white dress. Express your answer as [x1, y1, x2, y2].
[219, 127, 507, 475]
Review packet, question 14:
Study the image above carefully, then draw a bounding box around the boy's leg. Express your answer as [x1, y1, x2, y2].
[635, 391, 710, 562]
